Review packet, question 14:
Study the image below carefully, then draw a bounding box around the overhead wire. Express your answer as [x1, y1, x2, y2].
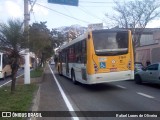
[29, 0, 37, 22]
[79, 5, 113, 7]
[62, 5, 74, 18]
[79, 1, 124, 4]
[79, 0, 121, 7]
[35, 3, 90, 24]
[78, 6, 103, 21]
[31, 12, 37, 22]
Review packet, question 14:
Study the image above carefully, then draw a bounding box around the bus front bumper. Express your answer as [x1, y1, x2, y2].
[87, 70, 134, 84]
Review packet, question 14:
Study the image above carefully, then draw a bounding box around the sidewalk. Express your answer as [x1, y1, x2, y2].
[36, 65, 71, 120]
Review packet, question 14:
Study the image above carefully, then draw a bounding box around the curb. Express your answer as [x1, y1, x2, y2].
[29, 67, 45, 120]
[29, 85, 41, 120]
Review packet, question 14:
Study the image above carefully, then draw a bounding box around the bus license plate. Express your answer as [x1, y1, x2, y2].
[110, 68, 117, 72]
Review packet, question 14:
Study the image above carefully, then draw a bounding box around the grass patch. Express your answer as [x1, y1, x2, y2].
[30, 67, 43, 78]
[0, 84, 38, 120]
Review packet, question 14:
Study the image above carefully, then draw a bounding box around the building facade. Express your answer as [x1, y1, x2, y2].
[135, 28, 160, 66]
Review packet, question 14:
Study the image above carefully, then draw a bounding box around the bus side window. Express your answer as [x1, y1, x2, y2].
[82, 39, 87, 64]
[61, 50, 66, 63]
[3, 54, 9, 68]
[75, 42, 82, 63]
[68, 45, 76, 63]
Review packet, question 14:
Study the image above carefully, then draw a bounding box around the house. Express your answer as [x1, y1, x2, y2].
[135, 28, 160, 66]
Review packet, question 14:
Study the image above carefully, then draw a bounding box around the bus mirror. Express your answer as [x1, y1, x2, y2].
[88, 34, 91, 39]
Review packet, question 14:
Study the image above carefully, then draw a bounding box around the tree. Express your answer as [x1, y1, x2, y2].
[29, 22, 53, 67]
[105, 0, 160, 47]
[0, 19, 25, 93]
[50, 28, 66, 47]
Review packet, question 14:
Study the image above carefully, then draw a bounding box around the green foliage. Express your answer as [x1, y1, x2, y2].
[51, 29, 66, 48]
[30, 67, 43, 78]
[29, 22, 54, 66]
[0, 19, 25, 50]
[0, 18, 26, 93]
[0, 85, 38, 115]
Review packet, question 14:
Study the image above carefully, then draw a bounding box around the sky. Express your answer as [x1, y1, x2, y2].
[0, 0, 160, 30]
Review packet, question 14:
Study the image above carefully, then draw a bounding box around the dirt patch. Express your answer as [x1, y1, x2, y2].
[16, 76, 42, 85]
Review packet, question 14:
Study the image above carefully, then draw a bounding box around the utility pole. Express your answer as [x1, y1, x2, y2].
[24, 0, 30, 84]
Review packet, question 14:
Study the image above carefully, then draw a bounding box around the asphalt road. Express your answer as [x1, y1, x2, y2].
[49, 64, 160, 120]
[1, 65, 159, 120]
[0, 68, 24, 87]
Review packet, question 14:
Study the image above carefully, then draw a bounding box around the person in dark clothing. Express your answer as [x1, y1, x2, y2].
[54, 56, 58, 66]
[146, 60, 151, 66]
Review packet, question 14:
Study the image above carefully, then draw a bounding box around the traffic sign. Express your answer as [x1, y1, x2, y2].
[88, 23, 103, 30]
[48, 0, 79, 6]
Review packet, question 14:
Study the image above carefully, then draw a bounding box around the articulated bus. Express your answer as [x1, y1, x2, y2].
[0, 52, 12, 79]
[57, 29, 134, 84]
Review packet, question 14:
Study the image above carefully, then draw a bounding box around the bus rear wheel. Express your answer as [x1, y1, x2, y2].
[71, 70, 77, 85]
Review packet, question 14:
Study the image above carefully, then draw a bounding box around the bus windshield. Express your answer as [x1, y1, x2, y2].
[92, 31, 128, 56]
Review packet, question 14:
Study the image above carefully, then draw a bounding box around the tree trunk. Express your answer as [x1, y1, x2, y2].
[11, 68, 18, 94]
[10, 57, 19, 94]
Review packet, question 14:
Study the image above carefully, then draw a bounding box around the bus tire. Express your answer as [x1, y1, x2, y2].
[135, 75, 142, 84]
[71, 70, 77, 85]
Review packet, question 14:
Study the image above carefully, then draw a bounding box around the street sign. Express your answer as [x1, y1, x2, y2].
[88, 23, 103, 30]
[48, 0, 78, 6]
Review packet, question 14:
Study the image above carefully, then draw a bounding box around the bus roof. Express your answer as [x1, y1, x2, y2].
[92, 28, 129, 33]
[60, 32, 87, 50]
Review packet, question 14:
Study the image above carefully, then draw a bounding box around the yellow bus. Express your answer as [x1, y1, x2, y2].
[57, 29, 134, 84]
[0, 52, 12, 79]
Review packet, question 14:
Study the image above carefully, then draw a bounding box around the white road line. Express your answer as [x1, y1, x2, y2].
[0, 74, 24, 88]
[116, 85, 126, 89]
[49, 65, 79, 120]
[137, 92, 155, 99]
[0, 80, 12, 88]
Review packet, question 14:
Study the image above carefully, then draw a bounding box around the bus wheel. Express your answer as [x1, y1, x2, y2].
[135, 75, 142, 84]
[71, 70, 77, 85]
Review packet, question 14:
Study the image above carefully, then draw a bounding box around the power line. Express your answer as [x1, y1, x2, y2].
[79, 5, 113, 7]
[29, 0, 37, 14]
[31, 12, 36, 22]
[29, 0, 37, 23]
[78, 7, 103, 21]
[79, 1, 120, 4]
[35, 3, 90, 24]
[62, 6, 74, 17]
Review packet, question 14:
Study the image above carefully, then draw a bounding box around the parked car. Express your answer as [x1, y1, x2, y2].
[134, 62, 144, 73]
[134, 63, 160, 84]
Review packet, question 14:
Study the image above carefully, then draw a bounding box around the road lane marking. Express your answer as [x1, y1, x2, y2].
[137, 92, 155, 99]
[0, 80, 12, 88]
[49, 64, 79, 120]
[116, 85, 126, 89]
[0, 74, 24, 88]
